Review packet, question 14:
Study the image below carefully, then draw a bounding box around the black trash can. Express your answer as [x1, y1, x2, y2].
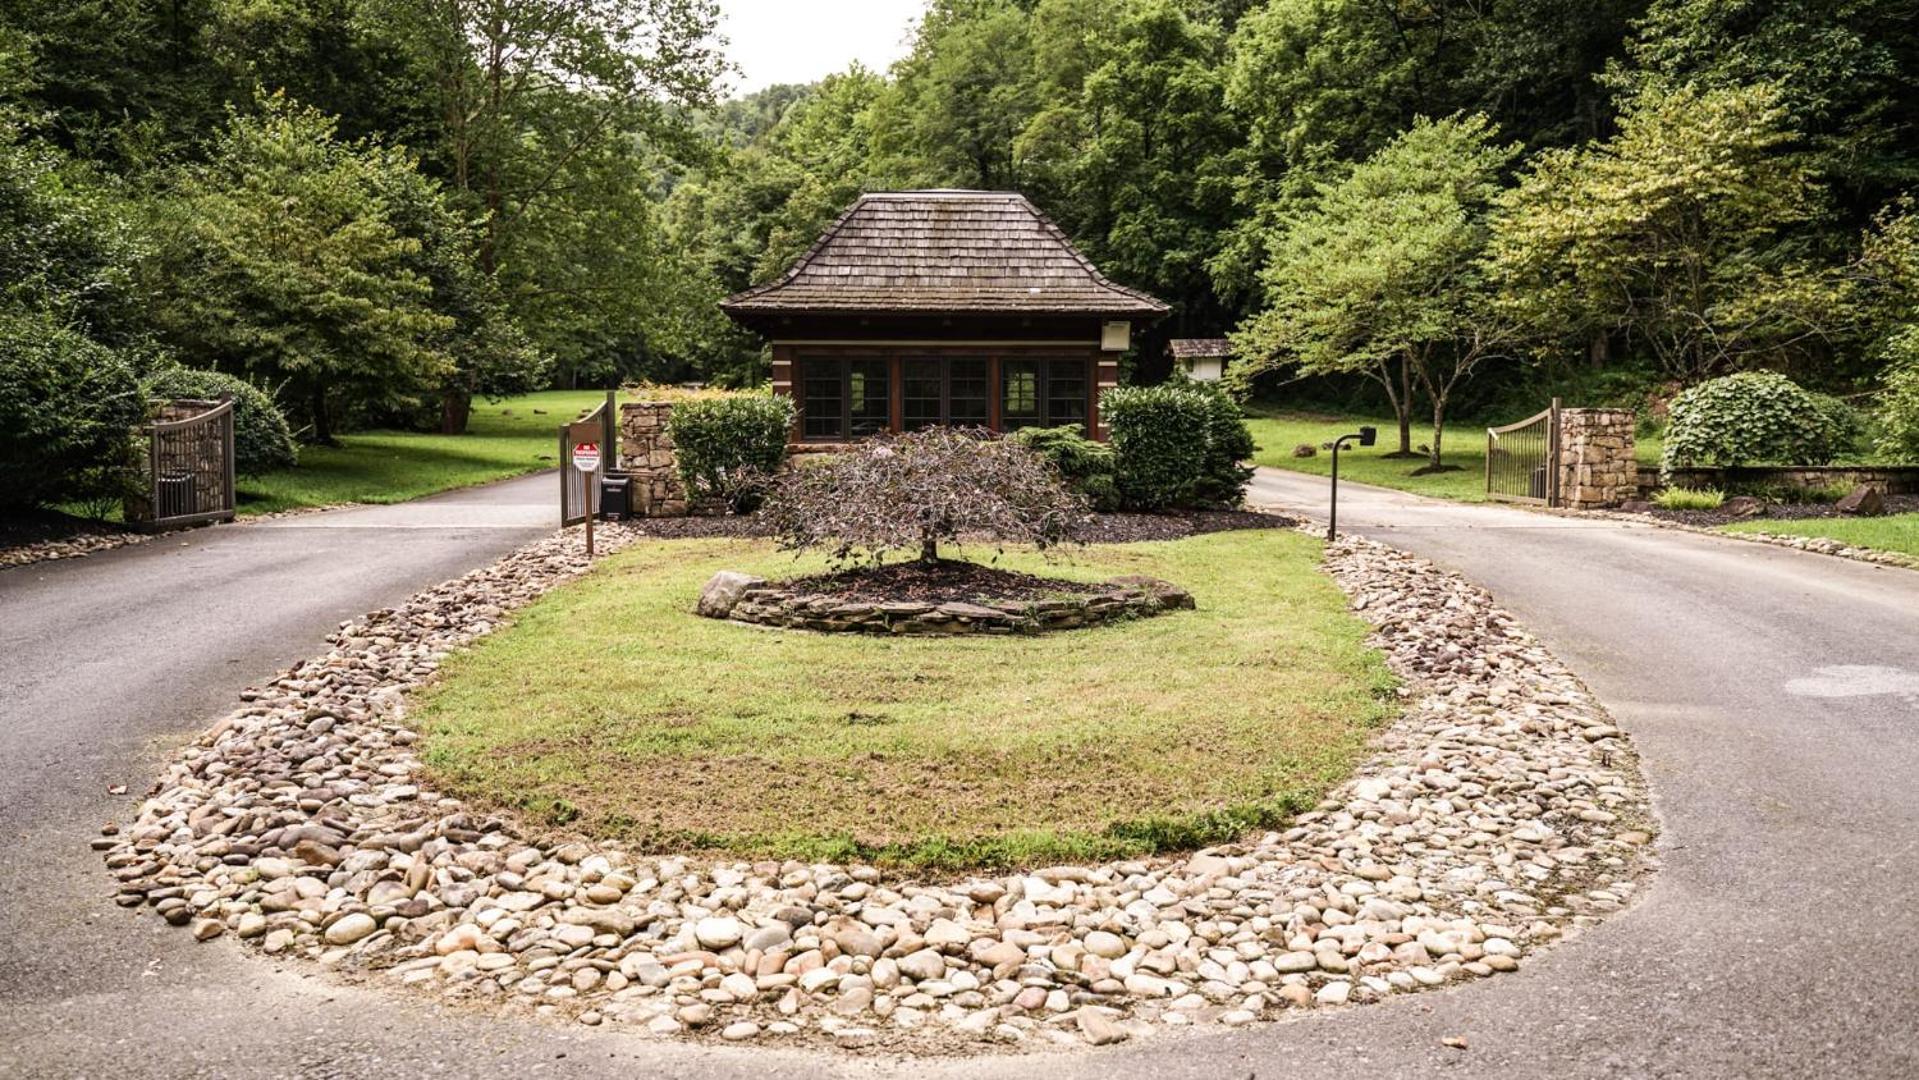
[599, 475, 632, 521]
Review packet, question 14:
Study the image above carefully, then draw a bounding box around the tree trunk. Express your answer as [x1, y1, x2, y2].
[1429, 394, 1447, 470]
[309, 386, 336, 447]
[440, 390, 472, 435]
[919, 536, 939, 565]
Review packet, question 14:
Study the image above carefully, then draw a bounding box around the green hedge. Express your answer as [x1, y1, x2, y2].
[145, 367, 299, 477]
[0, 308, 147, 512]
[1012, 426, 1119, 510]
[1102, 383, 1253, 510]
[1661, 371, 1862, 477]
[666, 393, 795, 511]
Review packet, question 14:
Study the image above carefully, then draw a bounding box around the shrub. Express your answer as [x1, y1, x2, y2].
[1191, 382, 1256, 508]
[144, 367, 299, 477]
[1660, 372, 1861, 478]
[0, 307, 147, 512]
[1102, 385, 1211, 510]
[1876, 327, 1919, 461]
[1102, 383, 1254, 510]
[666, 393, 795, 512]
[1653, 486, 1726, 511]
[761, 427, 1088, 565]
[1012, 426, 1119, 510]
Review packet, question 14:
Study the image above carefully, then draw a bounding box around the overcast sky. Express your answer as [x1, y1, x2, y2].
[716, 0, 926, 96]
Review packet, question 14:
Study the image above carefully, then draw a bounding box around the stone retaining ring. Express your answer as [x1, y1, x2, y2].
[696, 571, 1196, 635]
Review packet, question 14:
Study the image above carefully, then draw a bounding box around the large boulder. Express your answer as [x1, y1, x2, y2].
[1835, 484, 1885, 517]
[696, 571, 765, 619]
[1720, 495, 1767, 518]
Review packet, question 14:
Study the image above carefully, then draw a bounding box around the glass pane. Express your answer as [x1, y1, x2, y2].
[949, 358, 988, 427]
[1046, 358, 1088, 431]
[801, 359, 843, 439]
[902, 358, 943, 430]
[1001, 358, 1040, 432]
[849, 358, 891, 437]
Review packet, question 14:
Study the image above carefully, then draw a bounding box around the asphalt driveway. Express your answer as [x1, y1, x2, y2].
[3, 467, 1916, 1079]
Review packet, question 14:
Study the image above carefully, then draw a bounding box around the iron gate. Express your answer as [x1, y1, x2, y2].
[135, 398, 236, 530]
[560, 390, 617, 526]
[1486, 398, 1561, 506]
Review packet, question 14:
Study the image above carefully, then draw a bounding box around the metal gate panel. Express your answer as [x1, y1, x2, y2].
[136, 398, 237, 530]
[1486, 398, 1561, 507]
[560, 391, 618, 526]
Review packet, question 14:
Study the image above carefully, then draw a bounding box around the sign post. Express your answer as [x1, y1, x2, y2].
[572, 441, 601, 556]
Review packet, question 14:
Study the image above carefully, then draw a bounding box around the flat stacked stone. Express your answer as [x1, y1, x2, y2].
[1557, 409, 1637, 509]
[704, 573, 1195, 635]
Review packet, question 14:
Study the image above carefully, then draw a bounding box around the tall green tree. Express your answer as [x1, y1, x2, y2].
[1233, 114, 1521, 466]
[1487, 81, 1847, 381]
[146, 96, 455, 442]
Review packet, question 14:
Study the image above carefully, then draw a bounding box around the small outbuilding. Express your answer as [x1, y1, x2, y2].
[721, 190, 1168, 445]
[1168, 338, 1234, 383]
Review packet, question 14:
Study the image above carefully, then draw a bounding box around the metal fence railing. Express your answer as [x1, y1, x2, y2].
[133, 398, 236, 530]
[1486, 397, 1561, 506]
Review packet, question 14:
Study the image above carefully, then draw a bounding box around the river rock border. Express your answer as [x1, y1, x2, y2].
[1, 529, 151, 570]
[101, 520, 1655, 1053]
[703, 573, 1195, 635]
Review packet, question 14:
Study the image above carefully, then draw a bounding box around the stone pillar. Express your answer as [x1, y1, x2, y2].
[618, 401, 696, 517]
[1557, 408, 1637, 509]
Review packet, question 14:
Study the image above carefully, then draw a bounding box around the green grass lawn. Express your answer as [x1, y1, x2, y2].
[414, 529, 1396, 869]
[1721, 513, 1919, 560]
[1246, 407, 1664, 502]
[235, 389, 611, 515]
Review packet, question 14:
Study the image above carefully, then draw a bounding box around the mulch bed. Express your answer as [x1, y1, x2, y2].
[1072, 508, 1292, 543]
[1645, 493, 1919, 528]
[0, 508, 135, 547]
[778, 558, 1104, 605]
[626, 508, 1292, 544]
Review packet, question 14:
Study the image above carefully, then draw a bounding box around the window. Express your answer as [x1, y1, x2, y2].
[799, 354, 1089, 438]
[902, 359, 943, 431]
[949, 359, 989, 426]
[800, 357, 892, 440]
[801, 362, 844, 440]
[1000, 356, 1088, 433]
[848, 359, 890, 437]
[1001, 359, 1041, 431]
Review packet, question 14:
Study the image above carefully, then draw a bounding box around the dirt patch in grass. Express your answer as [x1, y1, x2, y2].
[779, 558, 1102, 604]
[415, 531, 1394, 869]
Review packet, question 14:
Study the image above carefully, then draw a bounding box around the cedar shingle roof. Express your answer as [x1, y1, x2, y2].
[1169, 338, 1234, 359]
[722, 190, 1169, 318]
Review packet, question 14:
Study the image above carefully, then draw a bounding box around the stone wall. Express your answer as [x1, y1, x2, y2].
[1557, 408, 1637, 509]
[617, 401, 719, 517]
[703, 573, 1195, 636]
[1657, 464, 1919, 496]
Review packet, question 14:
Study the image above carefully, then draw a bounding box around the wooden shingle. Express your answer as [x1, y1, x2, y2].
[721, 190, 1169, 317]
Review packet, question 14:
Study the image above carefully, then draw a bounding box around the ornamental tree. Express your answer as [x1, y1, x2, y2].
[760, 427, 1089, 567]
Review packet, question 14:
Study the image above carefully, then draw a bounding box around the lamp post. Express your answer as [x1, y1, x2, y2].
[1327, 426, 1377, 541]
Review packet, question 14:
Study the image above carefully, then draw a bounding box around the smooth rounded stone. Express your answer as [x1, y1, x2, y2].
[721, 1021, 760, 1041]
[897, 949, 946, 983]
[1077, 1009, 1130, 1046]
[324, 913, 377, 945]
[1219, 1010, 1258, 1026]
[694, 916, 743, 949]
[646, 1015, 682, 1036]
[721, 972, 759, 1000]
[1274, 951, 1317, 974]
[1315, 981, 1353, 1006]
[744, 924, 792, 952]
[1083, 931, 1127, 959]
[191, 918, 225, 942]
[677, 1003, 714, 1028]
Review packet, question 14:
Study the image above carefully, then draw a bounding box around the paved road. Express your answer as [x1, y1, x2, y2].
[5, 468, 1918, 1079]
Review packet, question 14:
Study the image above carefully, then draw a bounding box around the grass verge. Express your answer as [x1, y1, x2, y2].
[1720, 513, 1919, 560]
[235, 390, 610, 516]
[415, 529, 1397, 870]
